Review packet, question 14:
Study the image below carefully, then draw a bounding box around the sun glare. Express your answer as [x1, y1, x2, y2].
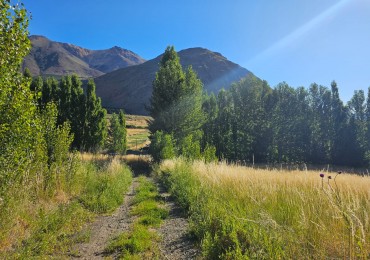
[246, 0, 353, 67]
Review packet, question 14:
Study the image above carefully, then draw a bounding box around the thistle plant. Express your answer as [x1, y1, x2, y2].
[320, 173, 324, 189]
[334, 171, 342, 191]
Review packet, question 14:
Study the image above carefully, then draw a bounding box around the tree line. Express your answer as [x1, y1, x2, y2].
[149, 46, 370, 168]
[203, 78, 370, 167]
[28, 74, 127, 154]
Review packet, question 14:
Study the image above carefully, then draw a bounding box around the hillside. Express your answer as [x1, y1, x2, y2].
[23, 35, 145, 78]
[94, 47, 250, 115]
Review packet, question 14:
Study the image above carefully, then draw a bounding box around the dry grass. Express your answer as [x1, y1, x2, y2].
[160, 159, 370, 259]
[127, 130, 150, 150]
[126, 114, 151, 128]
[80, 153, 151, 164]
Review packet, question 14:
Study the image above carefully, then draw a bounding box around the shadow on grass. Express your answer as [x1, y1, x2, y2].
[123, 155, 152, 177]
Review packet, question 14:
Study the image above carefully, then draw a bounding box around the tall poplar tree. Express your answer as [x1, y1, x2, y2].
[0, 0, 44, 193]
[84, 79, 107, 151]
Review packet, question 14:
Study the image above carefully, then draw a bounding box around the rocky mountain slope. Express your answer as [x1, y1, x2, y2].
[23, 35, 145, 78]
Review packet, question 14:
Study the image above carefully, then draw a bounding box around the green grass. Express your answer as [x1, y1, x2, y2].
[156, 159, 370, 259]
[79, 159, 132, 213]
[105, 223, 158, 259]
[105, 176, 168, 259]
[127, 132, 149, 150]
[13, 202, 93, 258]
[1, 156, 133, 258]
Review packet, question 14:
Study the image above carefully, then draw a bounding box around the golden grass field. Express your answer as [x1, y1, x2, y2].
[126, 115, 150, 150]
[160, 159, 370, 259]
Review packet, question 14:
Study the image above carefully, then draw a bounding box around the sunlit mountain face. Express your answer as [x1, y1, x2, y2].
[23, 35, 145, 78]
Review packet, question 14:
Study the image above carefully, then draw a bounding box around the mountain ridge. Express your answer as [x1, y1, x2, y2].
[23, 35, 146, 78]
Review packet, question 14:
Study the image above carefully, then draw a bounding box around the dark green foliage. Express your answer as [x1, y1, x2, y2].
[29, 76, 108, 152]
[149, 46, 204, 161]
[203, 75, 370, 167]
[108, 111, 127, 154]
[84, 79, 107, 152]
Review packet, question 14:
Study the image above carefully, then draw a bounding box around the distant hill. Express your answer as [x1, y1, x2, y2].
[23, 35, 145, 78]
[95, 47, 250, 115]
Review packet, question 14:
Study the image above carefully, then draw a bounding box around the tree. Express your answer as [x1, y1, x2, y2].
[108, 110, 127, 154]
[330, 81, 347, 164]
[84, 79, 107, 152]
[118, 110, 127, 153]
[0, 0, 44, 193]
[149, 46, 204, 160]
[149, 131, 175, 162]
[346, 90, 367, 166]
[365, 87, 370, 165]
[69, 75, 86, 149]
[149, 46, 185, 130]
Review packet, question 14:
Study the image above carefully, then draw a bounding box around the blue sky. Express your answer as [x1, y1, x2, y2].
[24, 0, 370, 101]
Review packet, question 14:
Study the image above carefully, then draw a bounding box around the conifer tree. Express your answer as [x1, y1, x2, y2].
[149, 46, 204, 160]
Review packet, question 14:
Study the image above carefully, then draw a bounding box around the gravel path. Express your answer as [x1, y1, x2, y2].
[71, 178, 139, 259]
[157, 191, 201, 259]
[71, 154, 200, 260]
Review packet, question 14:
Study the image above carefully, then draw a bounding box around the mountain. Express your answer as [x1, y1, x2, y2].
[23, 35, 145, 78]
[95, 47, 250, 115]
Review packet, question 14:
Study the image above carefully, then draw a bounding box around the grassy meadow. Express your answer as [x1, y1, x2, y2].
[157, 159, 370, 259]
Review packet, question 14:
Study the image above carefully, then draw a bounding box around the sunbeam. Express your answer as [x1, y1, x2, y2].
[246, 0, 353, 66]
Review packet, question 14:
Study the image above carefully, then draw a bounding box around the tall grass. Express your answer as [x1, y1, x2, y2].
[157, 159, 370, 259]
[0, 155, 132, 258]
[79, 158, 132, 213]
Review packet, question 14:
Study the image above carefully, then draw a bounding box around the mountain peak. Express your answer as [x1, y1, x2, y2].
[23, 36, 145, 78]
[94, 47, 250, 115]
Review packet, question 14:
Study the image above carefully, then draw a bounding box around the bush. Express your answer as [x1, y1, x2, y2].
[149, 131, 175, 162]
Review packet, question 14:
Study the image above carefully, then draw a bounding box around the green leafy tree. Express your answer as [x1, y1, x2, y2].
[330, 81, 347, 164]
[0, 0, 45, 194]
[84, 79, 107, 152]
[118, 110, 127, 153]
[202, 144, 217, 163]
[179, 134, 201, 160]
[41, 103, 73, 191]
[346, 90, 367, 166]
[149, 131, 175, 162]
[109, 111, 127, 154]
[69, 75, 85, 149]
